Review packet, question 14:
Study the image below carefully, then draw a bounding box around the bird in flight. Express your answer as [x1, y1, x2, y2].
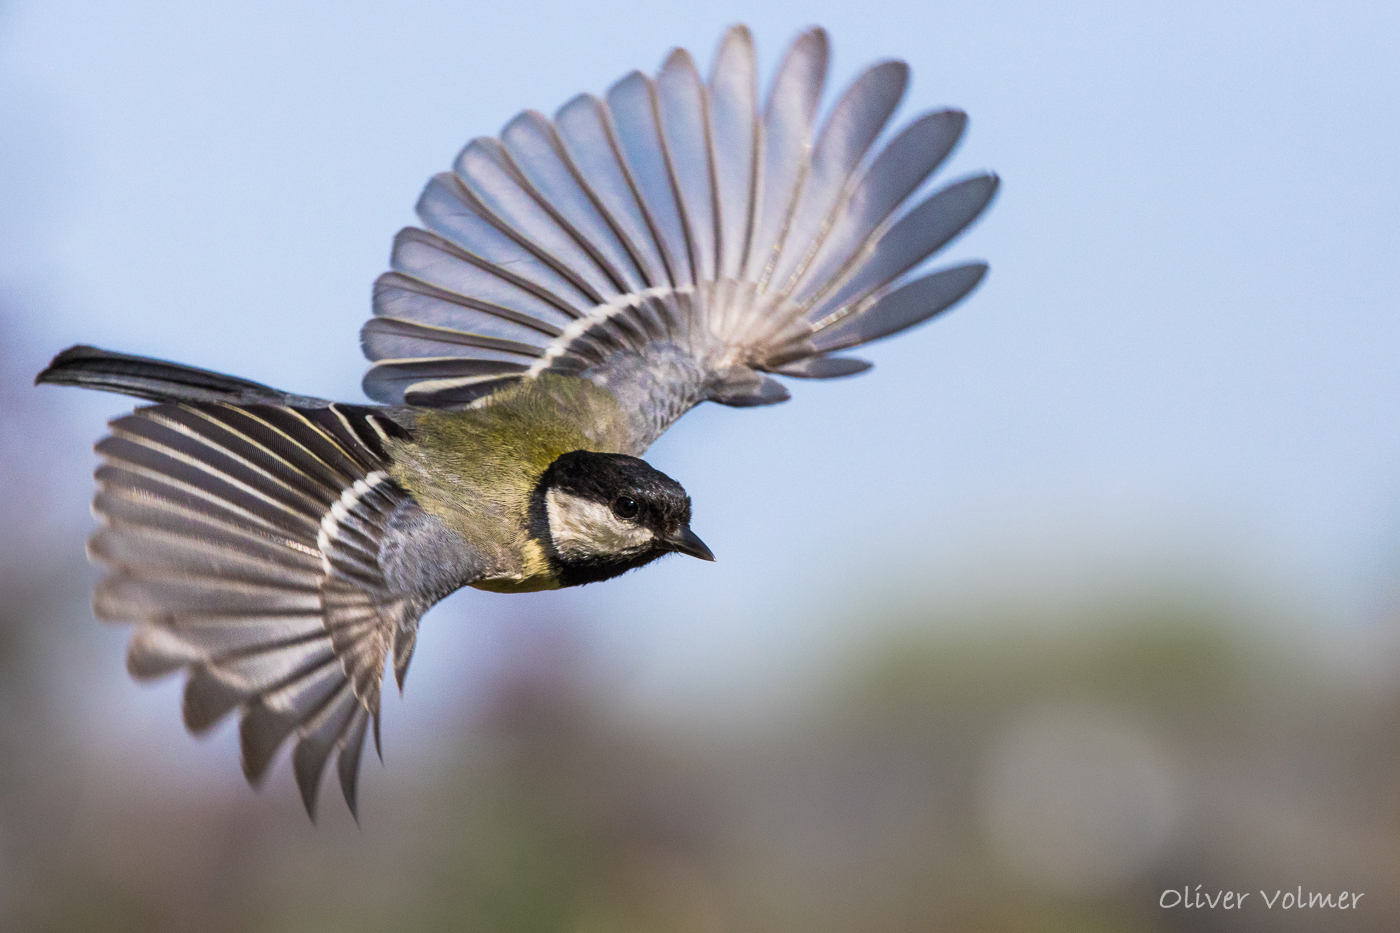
[37, 25, 997, 818]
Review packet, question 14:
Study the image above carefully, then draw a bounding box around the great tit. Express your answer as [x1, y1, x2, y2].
[36, 25, 997, 818]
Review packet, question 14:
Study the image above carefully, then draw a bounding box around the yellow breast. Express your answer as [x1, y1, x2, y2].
[467, 538, 561, 593]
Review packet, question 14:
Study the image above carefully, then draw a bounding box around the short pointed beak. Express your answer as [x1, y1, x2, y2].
[667, 525, 715, 561]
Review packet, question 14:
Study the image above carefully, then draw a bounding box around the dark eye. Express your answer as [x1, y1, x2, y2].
[611, 495, 639, 520]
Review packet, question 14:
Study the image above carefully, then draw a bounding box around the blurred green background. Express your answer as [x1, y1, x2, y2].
[5, 323, 1400, 931]
[4, 1, 1400, 930]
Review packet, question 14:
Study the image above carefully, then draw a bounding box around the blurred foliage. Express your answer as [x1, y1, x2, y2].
[6, 575, 1399, 931]
[834, 604, 1248, 720]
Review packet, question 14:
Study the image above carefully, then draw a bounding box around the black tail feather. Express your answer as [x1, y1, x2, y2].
[35, 345, 314, 406]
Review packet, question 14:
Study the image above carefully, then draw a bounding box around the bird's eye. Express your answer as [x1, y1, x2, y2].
[611, 495, 639, 519]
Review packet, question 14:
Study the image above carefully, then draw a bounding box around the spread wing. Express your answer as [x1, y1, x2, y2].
[360, 25, 998, 453]
[90, 399, 430, 819]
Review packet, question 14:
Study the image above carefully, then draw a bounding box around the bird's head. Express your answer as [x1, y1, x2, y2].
[530, 450, 714, 587]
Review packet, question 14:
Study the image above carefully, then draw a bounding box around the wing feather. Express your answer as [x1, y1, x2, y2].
[412, 175, 593, 319]
[500, 111, 647, 294]
[360, 26, 997, 453]
[768, 60, 908, 297]
[292, 680, 360, 819]
[706, 26, 760, 281]
[390, 224, 584, 328]
[337, 709, 372, 819]
[372, 270, 564, 342]
[454, 138, 617, 305]
[361, 317, 545, 362]
[805, 173, 999, 324]
[554, 94, 672, 289]
[790, 109, 967, 306]
[606, 71, 693, 286]
[656, 48, 719, 283]
[89, 401, 434, 817]
[813, 261, 989, 351]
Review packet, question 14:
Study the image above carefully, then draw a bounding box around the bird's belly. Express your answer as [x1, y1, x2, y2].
[467, 538, 560, 593]
[469, 574, 562, 593]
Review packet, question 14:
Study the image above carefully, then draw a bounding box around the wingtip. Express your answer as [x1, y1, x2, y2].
[979, 172, 1004, 212]
[770, 356, 872, 379]
[338, 712, 370, 824]
[867, 58, 911, 85]
[766, 26, 830, 124]
[239, 701, 298, 788]
[662, 46, 697, 73]
[721, 23, 753, 44]
[181, 667, 242, 735]
[801, 26, 831, 71]
[301, 797, 320, 823]
[341, 778, 361, 824]
[710, 24, 757, 93]
[607, 68, 653, 102]
[124, 625, 194, 680]
[293, 742, 324, 823]
[34, 344, 103, 386]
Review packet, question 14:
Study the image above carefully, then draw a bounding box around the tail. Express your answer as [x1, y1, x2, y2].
[35, 345, 320, 407]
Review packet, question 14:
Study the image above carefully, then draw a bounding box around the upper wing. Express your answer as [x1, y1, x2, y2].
[90, 399, 448, 819]
[361, 25, 997, 453]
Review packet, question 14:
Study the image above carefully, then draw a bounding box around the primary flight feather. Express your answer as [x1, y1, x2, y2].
[36, 25, 997, 818]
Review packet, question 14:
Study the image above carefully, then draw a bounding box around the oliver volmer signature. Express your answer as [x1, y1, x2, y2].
[1160, 887, 1364, 910]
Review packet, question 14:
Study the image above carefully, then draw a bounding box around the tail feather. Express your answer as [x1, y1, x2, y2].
[35, 345, 318, 406]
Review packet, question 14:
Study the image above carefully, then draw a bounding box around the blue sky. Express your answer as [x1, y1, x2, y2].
[3, 0, 1399, 743]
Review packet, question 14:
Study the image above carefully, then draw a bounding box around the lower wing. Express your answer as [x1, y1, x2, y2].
[39, 348, 463, 819]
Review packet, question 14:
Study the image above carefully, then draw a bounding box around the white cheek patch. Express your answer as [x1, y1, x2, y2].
[545, 488, 656, 560]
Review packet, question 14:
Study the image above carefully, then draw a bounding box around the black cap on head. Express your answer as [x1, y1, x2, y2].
[544, 450, 690, 533]
[530, 450, 711, 586]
